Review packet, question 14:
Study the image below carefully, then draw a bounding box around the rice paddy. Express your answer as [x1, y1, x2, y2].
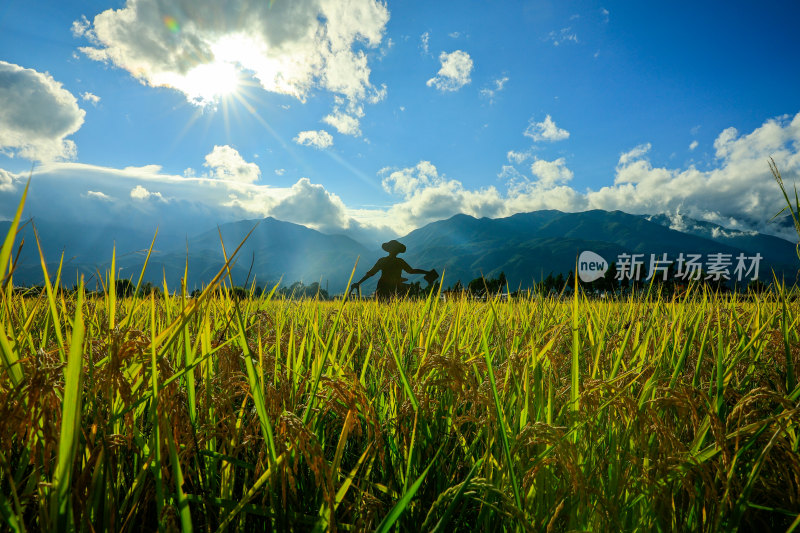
[1, 179, 800, 531]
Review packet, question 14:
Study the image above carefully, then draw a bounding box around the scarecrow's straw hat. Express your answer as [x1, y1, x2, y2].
[381, 240, 406, 254]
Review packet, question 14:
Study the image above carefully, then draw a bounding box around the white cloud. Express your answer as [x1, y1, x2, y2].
[275, 168, 286, 176]
[498, 164, 526, 182]
[616, 143, 651, 169]
[203, 145, 261, 183]
[75, 0, 389, 128]
[656, 211, 690, 232]
[0, 61, 85, 161]
[480, 76, 509, 103]
[269, 177, 349, 231]
[367, 83, 388, 105]
[689, 140, 699, 151]
[507, 150, 531, 164]
[86, 190, 112, 201]
[81, 92, 101, 105]
[130, 185, 163, 201]
[420, 31, 430, 55]
[5, 160, 367, 239]
[546, 27, 579, 46]
[712, 226, 758, 238]
[381, 160, 440, 196]
[524, 115, 570, 142]
[323, 103, 362, 136]
[0, 168, 16, 192]
[530, 157, 574, 188]
[376, 159, 588, 234]
[583, 113, 800, 235]
[380, 161, 506, 231]
[71, 15, 93, 38]
[294, 130, 334, 149]
[373, 113, 800, 238]
[375, 159, 591, 234]
[124, 164, 162, 175]
[426, 50, 473, 92]
[448, 32, 461, 39]
[4, 113, 798, 247]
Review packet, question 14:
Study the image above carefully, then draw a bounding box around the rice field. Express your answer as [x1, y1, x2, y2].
[2, 178, 800, 532]
[1, 253, 799, 531]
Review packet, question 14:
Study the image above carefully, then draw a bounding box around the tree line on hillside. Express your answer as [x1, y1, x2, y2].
[12, 279, 333, 300]
[444, 273, 508, 297]
[190, 281, 331, 300]
[12, 279, 166, 298]
[533, 262, 772, 296]
[10, 267, 777, 299]
[440, 264, 773, 298]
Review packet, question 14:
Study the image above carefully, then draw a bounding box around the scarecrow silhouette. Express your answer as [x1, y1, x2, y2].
[351, 240, 438, 300]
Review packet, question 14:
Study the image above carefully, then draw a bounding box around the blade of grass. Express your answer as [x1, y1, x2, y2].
[164, 422, 193, 532]
[781, 287, 796, 392]
[33, 225, 65, 361]
[301, 260, 359, 425]
[375, 445, 443, 533]
[379, 318, 419, 412]
[150, 223, 259, 358]
[571, 264, 580, 414]
[217, 229, 279, 466]
[0, 177, 30, 287]
[120, 229, 159, 329]
[429, 458, 483, 533]
[108, 245, 116, 330]
[149, 294, 165, 532]
[480, 323, 523, 512]
[214, 453, 286, 533]
[0, 320, 23, 388]
[49, 278, 85, 532]
[728, 423, 787, 529]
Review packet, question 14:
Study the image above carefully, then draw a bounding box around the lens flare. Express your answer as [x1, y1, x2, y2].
[163, 15, 180, 33]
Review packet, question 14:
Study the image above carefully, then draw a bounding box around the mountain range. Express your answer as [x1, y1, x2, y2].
[2, 210, 797, 293]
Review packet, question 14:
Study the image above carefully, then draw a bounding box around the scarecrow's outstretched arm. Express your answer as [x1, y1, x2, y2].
[400, 258, 430, 275]
[353, 262, 380, 287]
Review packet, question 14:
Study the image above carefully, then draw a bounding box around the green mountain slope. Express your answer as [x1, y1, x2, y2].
[4, 210, 797, 292]
[399, 210, 798, 288]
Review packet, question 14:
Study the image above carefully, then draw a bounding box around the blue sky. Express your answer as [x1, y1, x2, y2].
[1, 0, 799, 245]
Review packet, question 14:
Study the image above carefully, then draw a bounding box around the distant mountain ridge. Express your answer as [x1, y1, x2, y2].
[400, 210, 798, 288]
[2, 210, 797, 292]
[644, 213, 797, 269]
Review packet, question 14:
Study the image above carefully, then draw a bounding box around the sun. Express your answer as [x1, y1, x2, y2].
[182, 61, 240, 104]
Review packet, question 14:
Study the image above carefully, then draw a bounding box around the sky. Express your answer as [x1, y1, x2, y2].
[1, 0, 800, 247]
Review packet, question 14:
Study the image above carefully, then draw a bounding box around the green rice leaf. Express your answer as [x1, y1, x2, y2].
[375, 445, 443, 533]
[49, 278, 85, 532]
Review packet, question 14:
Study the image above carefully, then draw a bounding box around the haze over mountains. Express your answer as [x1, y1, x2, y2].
[3, 210, 797, 293]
